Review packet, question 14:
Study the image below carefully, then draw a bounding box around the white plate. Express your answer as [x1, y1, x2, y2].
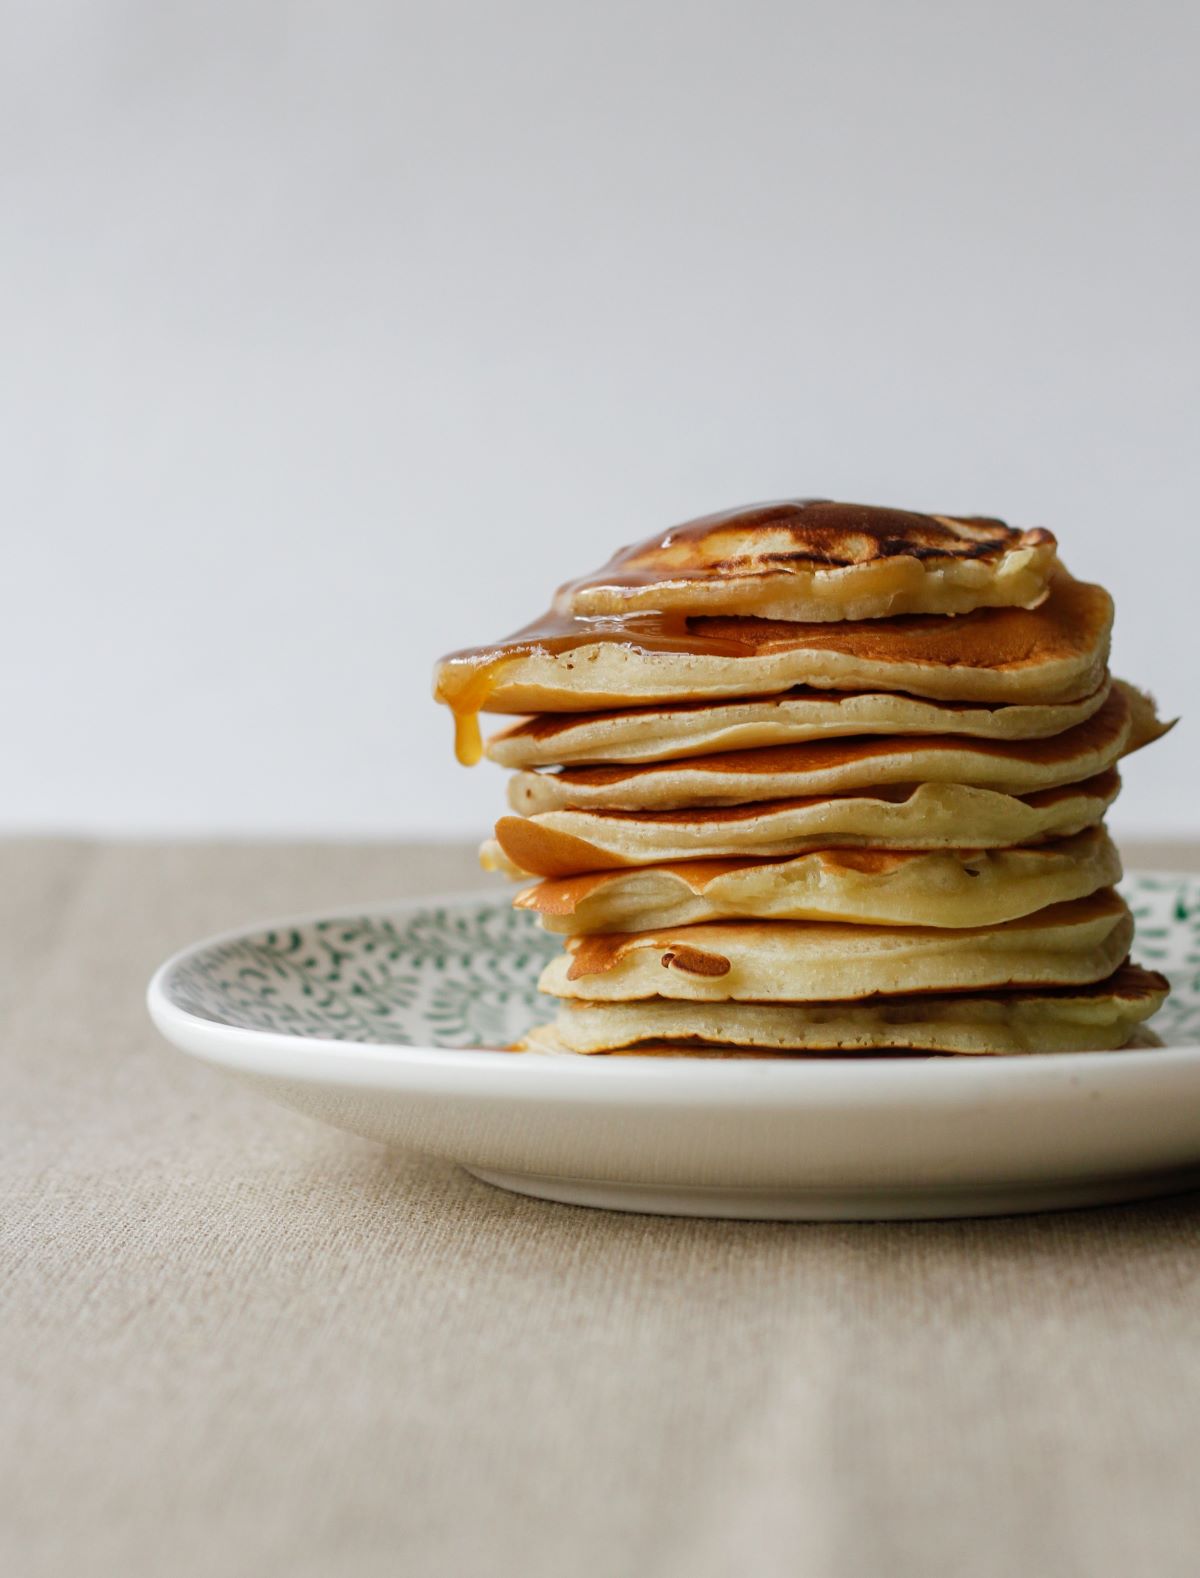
[147, 874, 1200, 1220]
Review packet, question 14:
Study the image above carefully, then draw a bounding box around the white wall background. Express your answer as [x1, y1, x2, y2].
[3, 0, 1197, 838]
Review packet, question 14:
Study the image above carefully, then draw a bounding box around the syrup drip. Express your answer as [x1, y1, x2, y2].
[434, 506, 1075, 767]
[436, 607, 758, 766]
[453, 710, 483, 767]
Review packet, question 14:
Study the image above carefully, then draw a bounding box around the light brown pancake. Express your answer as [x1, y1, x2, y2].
[485, 771, 1122, 878]
[558, 500, 1057, 621]
[486, 681, 1113, 768]
[434, 572, 1112, 761]
[515, 827, 1121, 933]
[539, 890, 1134, 1004]
[519, 963, 1168, 1055]
[508, 685, 1146, 813]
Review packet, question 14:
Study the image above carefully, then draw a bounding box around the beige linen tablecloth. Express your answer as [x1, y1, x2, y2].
[6, 837, 1200, 1578]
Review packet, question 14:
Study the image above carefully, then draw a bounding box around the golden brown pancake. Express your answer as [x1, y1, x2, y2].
[515, 827, 1121, 933]
[434, 572, 1112, 762]
[538, 890, 1133, 1004]
[485, 680, 1113, 769]
[436, 496, 1175, 1058]
[558, 500, 1057, 621]
[486, 771, 1122, 878]
[518, 963, 1168, 1055]
[507, 685, 1149, 813]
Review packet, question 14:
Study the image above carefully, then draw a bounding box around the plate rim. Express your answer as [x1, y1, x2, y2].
[146, 873, 1200, 1098]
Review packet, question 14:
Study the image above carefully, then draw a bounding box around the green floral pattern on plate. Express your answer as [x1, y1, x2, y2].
[164, 875, 1200, 1050]
[166, 901, 559, 1047]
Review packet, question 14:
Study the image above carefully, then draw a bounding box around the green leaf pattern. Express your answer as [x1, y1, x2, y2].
[167, 904, 559, 1046]
[164, 876, 1200, 1050]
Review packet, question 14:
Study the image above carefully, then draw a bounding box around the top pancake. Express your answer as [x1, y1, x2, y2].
[558, 500, 1058, 621]
[434, 572, 1113, 742]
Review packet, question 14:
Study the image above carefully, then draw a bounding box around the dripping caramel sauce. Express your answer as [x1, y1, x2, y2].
[453, 710, 483, 767]
[439, 501, 1017, 760]
[438, 606, 758, 765]
[436, 574, 1103, 764]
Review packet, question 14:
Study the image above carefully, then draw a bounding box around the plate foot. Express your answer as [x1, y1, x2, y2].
[464, 1166, 1200, 1221]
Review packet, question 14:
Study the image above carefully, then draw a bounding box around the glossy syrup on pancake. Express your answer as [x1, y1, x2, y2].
[435, 572, 1110, 762]
[436, 607, 753, 764]
[558, 500, 1053, 608]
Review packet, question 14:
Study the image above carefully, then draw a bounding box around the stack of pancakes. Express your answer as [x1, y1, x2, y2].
[434, 501, 1172, 1057]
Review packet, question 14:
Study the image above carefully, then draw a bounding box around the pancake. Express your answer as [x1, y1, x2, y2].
[515, 827, 1121, 934]
[558, 500, 1058, 621]
[519, 964, 1168, 1055]
[538, 890, 1133, 1004]
[486, 681, 1113, 769]
[485, 771, 1122, 878]
[508, 684, 1145, 813]
[434, 572, 1112, 762]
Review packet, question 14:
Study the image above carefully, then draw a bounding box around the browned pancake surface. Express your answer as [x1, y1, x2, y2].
[562, 500, 1053, 596]
[436, 573, 1111, 725]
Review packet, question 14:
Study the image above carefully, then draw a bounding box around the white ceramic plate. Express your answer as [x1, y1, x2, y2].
[147, 873, 1200, 1220]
